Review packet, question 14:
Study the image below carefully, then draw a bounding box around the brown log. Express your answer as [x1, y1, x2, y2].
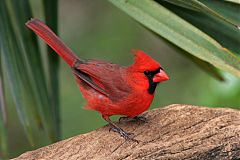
[13, 104, 240, 160]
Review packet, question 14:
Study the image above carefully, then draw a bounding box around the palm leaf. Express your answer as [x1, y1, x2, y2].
[108, 0, 240, 77]
[8, 0, 44, 130]
[162, 0, 239, 28]
[180, 49, 224, 81]
[224, 0, 240, 5]
[146, 28, 225, 81]
[0, 0, 34, 145]
[43, 0, 61, 140]
[158, 0, 240, 55]
[200, 0, 240, 26]
[0, 0, 60, 147]
[0, 59, 8, 159]
[7, 0, 57, 142]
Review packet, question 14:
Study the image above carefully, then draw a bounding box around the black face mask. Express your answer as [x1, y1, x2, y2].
[144, 68, 161, 94]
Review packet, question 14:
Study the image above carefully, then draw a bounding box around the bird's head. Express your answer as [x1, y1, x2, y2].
[128, 50, 169, 94]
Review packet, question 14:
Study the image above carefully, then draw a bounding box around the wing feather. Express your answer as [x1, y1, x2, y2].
[74, 60, 131, 101]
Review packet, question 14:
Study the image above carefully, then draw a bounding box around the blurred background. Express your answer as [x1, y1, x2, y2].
[2, 0, 239, 158]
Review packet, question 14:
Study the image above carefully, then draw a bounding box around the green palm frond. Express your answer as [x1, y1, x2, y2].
[109, 0, 240, 78]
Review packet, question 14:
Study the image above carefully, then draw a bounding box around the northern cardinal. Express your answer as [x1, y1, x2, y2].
[26, 18, 169, 141]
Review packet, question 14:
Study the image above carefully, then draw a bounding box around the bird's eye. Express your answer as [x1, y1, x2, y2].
[144, 70, 150, 75]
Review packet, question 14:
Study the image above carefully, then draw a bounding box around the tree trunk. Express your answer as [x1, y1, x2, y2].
[13, 104, 240, 160]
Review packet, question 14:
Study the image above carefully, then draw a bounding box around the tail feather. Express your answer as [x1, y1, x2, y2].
[26, 18, 79, 67]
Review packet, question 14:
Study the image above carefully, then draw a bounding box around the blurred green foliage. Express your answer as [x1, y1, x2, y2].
[1, 0, 60, 158]
[0, 0, 239, 159]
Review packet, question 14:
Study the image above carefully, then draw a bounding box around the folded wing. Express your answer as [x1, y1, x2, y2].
[73, 60, 131, 101]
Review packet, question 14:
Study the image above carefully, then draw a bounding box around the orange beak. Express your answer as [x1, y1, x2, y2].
[153, 69, 170, 83]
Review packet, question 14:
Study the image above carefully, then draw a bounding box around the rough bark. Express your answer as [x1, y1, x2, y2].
[13, 104, 240, 160]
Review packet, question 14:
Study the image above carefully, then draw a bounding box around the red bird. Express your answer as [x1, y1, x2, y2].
[26, 18, 169, 141]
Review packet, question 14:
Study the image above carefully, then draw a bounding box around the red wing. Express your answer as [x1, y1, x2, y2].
[72, 68, 109, 97]
[75, 60, 131, 101]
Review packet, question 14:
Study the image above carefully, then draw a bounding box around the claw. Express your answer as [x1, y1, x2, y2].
[109, 126, 138, 142]
[118, 116, 129, 123]
[134, 116, 147, 123]
[102, 115, 139, 143]
[119, 116, 147, 124]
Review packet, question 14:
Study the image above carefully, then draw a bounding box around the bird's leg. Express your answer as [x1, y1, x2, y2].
[102, 115, 138, 142]
[119, 115, 147, 123]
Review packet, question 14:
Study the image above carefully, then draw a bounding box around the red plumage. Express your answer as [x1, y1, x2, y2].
[26, 18, 169, 141]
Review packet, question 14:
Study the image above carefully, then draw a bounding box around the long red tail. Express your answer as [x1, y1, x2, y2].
[26, 18, 79, 67]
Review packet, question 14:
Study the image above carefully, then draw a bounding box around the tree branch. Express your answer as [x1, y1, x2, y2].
[13, 104, 240, 160]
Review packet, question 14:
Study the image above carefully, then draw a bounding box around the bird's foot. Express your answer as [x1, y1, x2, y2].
[102, 115, 139, 142]
[119, 116, 147, 124]
[134, 116, 147, 123]
[109, 126, 138, 143]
